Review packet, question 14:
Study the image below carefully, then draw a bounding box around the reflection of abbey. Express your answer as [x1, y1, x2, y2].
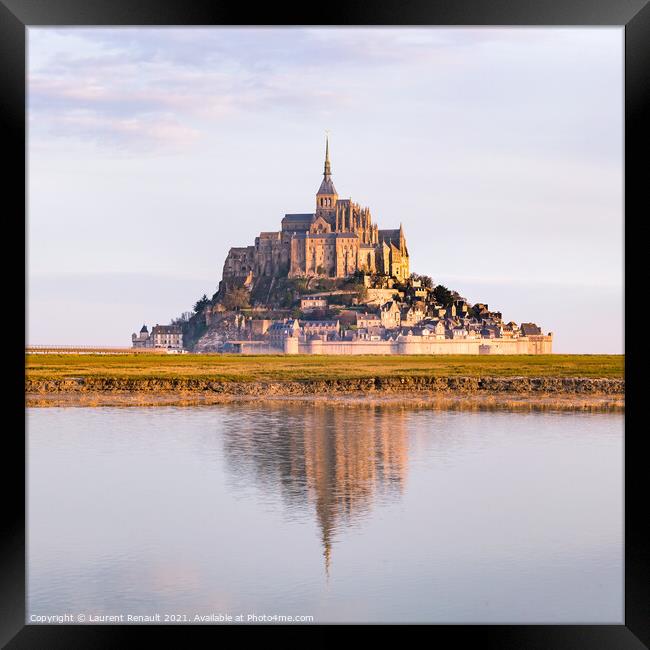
[222, 137, 409, 283]
[223, 403, 409, 575]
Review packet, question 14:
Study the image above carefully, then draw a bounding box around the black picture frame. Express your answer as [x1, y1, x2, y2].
[4, 0, 646, 646]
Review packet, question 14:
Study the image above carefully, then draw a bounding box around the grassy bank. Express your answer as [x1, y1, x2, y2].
[26, 353, 624, 383]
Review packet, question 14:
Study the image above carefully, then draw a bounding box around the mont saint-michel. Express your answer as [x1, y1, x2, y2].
[131, 139, 552, 356]
[222, 136, 409, 283]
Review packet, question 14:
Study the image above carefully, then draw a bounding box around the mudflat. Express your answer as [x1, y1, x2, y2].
[25, 354, 624, 410]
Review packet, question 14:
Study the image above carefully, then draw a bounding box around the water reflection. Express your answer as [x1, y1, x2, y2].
[222, 404, 408, 574]
[28, 406, 623, 622]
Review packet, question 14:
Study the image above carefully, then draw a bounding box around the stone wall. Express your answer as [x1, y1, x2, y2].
[219, 335, 552, 355]
[365, 288, 402, 305]
[288, 335, 553, 355]
[226, 341, 284, 354]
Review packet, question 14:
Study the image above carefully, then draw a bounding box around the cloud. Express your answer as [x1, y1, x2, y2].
[35, 112, 200, 152]
[28, 27, 621, 154]
[28, 28, 371, 151]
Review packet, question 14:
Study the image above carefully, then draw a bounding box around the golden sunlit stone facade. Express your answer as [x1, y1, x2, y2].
[222, 138, 410, 282]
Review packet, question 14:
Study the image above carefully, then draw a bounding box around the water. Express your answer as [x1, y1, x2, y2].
[27, 404, 623, 624]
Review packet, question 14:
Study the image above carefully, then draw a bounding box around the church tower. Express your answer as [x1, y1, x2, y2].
[316, 134, 338, 220]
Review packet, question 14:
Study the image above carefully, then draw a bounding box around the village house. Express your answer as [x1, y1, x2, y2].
[474, 303, 489, 315]
[430, 305, 447, 319]
[450, 326, 469, 339]
[480, 324, 501, 339]
[401, 302, 426, 326]
[301, 320, 340, 340]
[356, 326, 386, 341]
[484, 310, 503, 322]
[335, 309, 360, 327]
[520, 322, 542, 336]
[410, 279, 428, 299]
[380, 300, 401, 329]
[268, 319, 300, 343]
[501, 322, 521, 338]
[356, 312, 381, 329]
[427, 320, 446, 340]
[300, 296, 328, 312]
[454, 299, 469, 315]
[151, 324, 184, 349]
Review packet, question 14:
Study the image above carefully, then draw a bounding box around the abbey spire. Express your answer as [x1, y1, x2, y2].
[317, 133, 337, 204]
[324, 133, 331, 176]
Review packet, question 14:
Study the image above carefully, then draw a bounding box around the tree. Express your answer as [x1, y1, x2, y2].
[280, 289, 294, 309]
[222, 287, 250, 311]
[353, 283, 368, 302]
[193, 294, 210, 313]
[171, 311, 193, 326]
[433, 284, 454, 307]
[410, 273, 433, 289]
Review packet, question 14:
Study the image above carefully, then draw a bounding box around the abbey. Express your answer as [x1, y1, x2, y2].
[222, 138, 410, 283]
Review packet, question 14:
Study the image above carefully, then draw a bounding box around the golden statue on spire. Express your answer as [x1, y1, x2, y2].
[324, 130, 331, 177]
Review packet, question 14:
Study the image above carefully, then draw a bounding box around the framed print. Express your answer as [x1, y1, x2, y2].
[3, 0, 647, 646]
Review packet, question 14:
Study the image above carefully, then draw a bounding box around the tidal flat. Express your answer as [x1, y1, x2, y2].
[25, 353, 624, 410]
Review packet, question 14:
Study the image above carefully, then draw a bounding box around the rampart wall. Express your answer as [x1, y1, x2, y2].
[283, 335, 552, 355]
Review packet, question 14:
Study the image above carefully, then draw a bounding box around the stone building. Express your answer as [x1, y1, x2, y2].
[151, 324, 183, 349]
[356, 312, 381, 329]
[380, 300, 402, 329]
[401, 303, 426, 326]
[131, 323, 183, 349]
[301, 320, 340, 340]
[268, 319, 300, 343]
[300, 296, 328, 312]
[222, 137, 410, 283]
[131, 324, 151, 348]
[520, 322, 542, 336]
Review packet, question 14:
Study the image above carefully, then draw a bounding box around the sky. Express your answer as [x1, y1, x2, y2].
[27, 27, 624, 352]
